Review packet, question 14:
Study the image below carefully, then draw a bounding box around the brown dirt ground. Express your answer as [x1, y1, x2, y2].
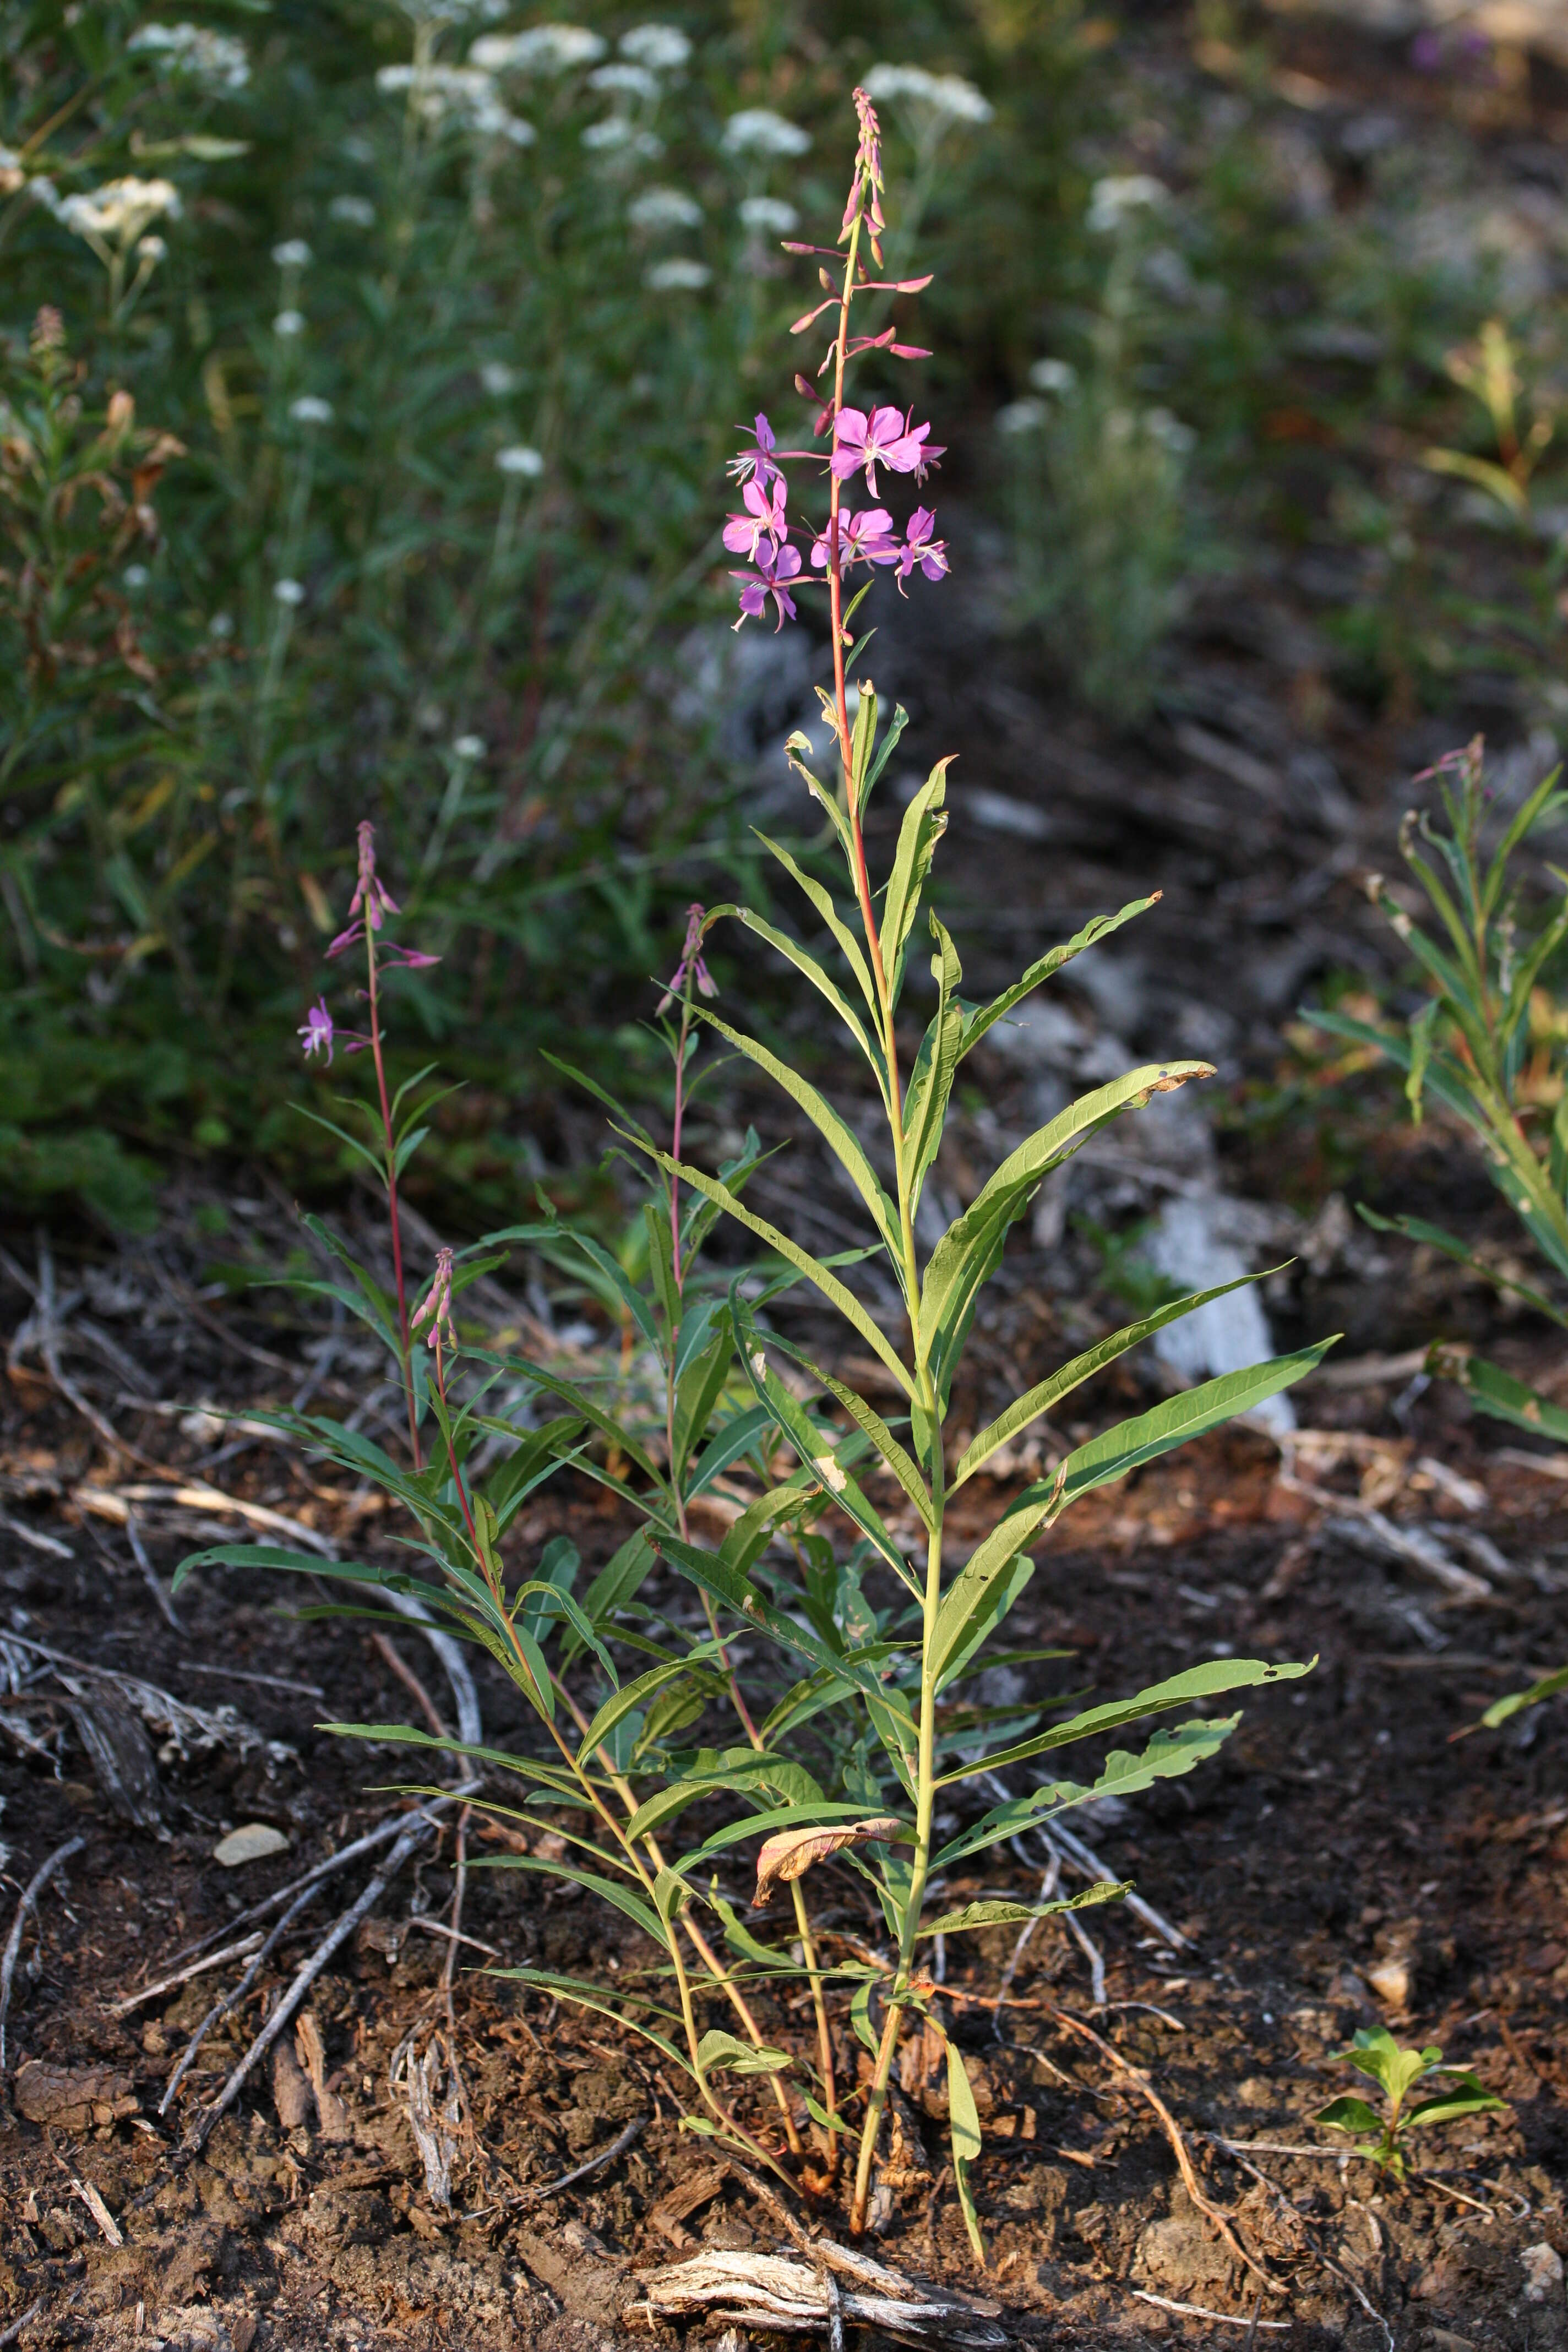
[0, 1195, 1564, 2352]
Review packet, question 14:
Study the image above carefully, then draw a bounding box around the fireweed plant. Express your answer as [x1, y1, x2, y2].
[183, 97, 1333, 2256]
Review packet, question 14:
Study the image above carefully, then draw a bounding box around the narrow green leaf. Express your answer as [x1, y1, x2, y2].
[1478, 1662, 1568, 1729]
[920, 1879, 1130, 1937]
[734, 1313, 918, 1583]
[476, 1853, 666, 1944]
[933, 1718, 1237, 1866]
[1440, 1351, 1568, 1441]
[696, 1008, 904, 1264]
[937, 1656, 1315, 1786]
[696, 2029, 792, 2076]
[945, 2034, 986, 2264]
[883, 761, 953, 1004]
[578, 1654, 718, 1764]
[1356, 1210, 1565, 1326]
[1054, 1342, 1337, 1506]
[958, 896, 1159, 1058]
[629, 1142, 913, 1399]
[754, 1329, 932, 1533]
[933, 1554, 1035, 1697]
[749, 834, 880, 1023]
[484, 1968, 694, 2077]
[312, 1719, 578, 1793]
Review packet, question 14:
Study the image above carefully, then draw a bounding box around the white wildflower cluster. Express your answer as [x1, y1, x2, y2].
[480, 360, 518, 395]
[582, 117, 661, 157]
[738, 194, 798, 236]
[274, 309, 304, 336]
[1029, 357, 1077, 395]
[1086, 174, 1168, 234]
[273, 578, 305, 606]
[470, 24, 604, 74]
[619, 24, 690, 69]
[396, 0, 507, 21]
[451, 733, 486, 759]
[289, 394, 334, 424]
[375, 61, 533, 144]
[1145, 407, 1195, 456]
[628, 185, 702, 233]
[496, 444, 543, 476]
[272, 238, 312, 269]
[56, 176, 182, 248]
[644, 257, 709, 291]
[995, 398, 1047, 435]
[859, 63, 992, 126]
[590, 61, 658, 100]
[128, 21, 250, 91]
[721, 108, 809, 158]
[328, 193, 375, 226]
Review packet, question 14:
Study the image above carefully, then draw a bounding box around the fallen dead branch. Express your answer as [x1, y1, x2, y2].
[631, 2240, 1009, 2347]
[110, 1932, 264, 2017]
[1133, 2290, 1288, 2331]
[0, 1836, 86, 2068]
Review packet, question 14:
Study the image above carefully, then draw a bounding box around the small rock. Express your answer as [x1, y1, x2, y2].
[1522, 2242, 1564, 2304]
[212, 1823, 289, 1868]
[13, 2059, 138, 2131]
[1427, 2333, 1476, 2352]
[1364, 1954, 1412, 2010]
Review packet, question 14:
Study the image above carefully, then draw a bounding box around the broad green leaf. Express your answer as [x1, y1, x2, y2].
[696, 2029, 792, 2076]
[937, 1656, 1315, 1786]
[696, 1008, 903, 1265]
[630, 1144, 913, 1400]
[920, 1879, 1130, 1936]
[945, 2032, 985, 2263]
[1404, 2080, 1509, 2130]
[917, 1064, 1214, 1385]
[933, 1718, 1236, 1865]
[958, 896, 1159, 1058]
[952, 1270, 1284, 1489]
[1314, 2095, 1384, 2136]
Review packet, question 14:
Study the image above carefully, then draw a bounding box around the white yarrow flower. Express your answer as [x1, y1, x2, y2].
[289, 394, 334, 424]
[738, 194, 798, 235]
[862, 63, 993, 124]
[480, 361, 518, 395]
[122, 563, 150, 589]
[582, 116, 662, 155]
[721, 108, 809, 157]
[1028, 357, 1077, 394]
[57, 176, 182, 246]
[273, 308, 304, 337]
[1087, 173, 1169, 233]
[628, 186, 703, 232]
[452, 733, 486, 759]
[996, 398, 1047, 434]
[645, 256, 709, 291]
[619, 24, 690, 68]
[589, 61, 659, 99]
[328, 194, 375, 226]
[127, 21, 249, 90]
[470, 25, 605, 73]
[271, 238, 312, 269]
[136, 233, 167, 263]
[273, 578, 305, 606]
[496, 443, 544, 476]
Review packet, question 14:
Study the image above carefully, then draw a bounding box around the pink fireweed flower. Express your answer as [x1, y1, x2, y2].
[381, 942, 442, 970]
[298, 998, 335, 1061]
[722, 474, 788, 562]
[732, 539, 802, 630]
[846, 87, 886, 252]
[831, 405, 941, 496]
[727, 413, 783, 492]
[412, 1246, 455, 1351]
[896, 507, 949, 587]
[657, 903, 719, 1015]
[810, 507, 897, 575]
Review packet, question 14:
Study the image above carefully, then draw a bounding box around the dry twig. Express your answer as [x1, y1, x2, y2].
[0, 1836, 86, 2068]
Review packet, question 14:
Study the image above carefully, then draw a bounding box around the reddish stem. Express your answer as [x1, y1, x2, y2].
[365, 919, 421, 1468]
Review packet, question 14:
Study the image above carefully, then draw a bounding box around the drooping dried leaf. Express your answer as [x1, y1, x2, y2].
[753, 1815, 910, 1907]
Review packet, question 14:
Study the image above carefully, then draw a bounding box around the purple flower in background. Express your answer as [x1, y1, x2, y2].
[658, 903, 719, 1014]
[298, 998, 335, 1061]
[811, 507, 897, 575]
[733, 540, 802, 630]
[723, 475, 788, 562]
[896, 507, 949, 587]
[728, 413, 783, 492]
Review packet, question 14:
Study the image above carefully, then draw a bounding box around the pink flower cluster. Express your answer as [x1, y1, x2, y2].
[723, 407, 948, 631]
[297, 820, 441, 1065]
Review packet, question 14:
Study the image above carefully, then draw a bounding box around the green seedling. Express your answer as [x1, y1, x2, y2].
[1314, 2026, 1507, 2182]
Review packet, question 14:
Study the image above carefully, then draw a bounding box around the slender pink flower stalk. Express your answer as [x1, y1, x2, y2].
[303, 820, 442, 1469]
